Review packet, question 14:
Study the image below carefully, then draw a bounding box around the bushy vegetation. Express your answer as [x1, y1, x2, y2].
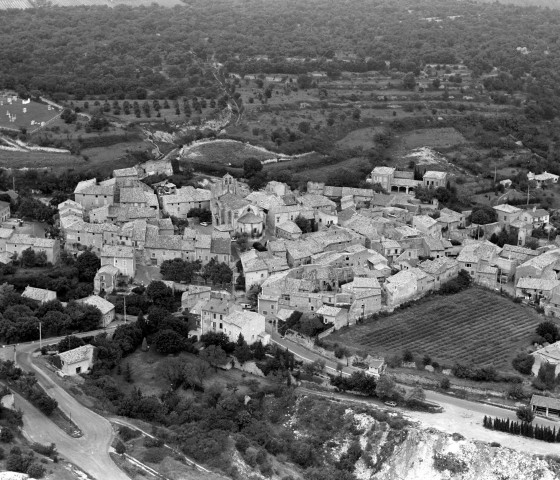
[0, 283, 102, 344]
[483, 416, 560, 443]
[278, 310, 333, 337]
[0, 360, 57, 416]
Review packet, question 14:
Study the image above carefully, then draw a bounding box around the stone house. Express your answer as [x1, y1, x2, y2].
[0, 200, 10, 223]
[221, 310, 269, 345]
[423, 171, 448, 188]
[493, 204, 522, 226]
[57, 344, 95, 376]
[418, 257, 460, 289]
[6, 234, 60, 264]
[161, 186, 212, 218]
[276, 221, 302, 240]
[78, 294, 116, 327]
[412, 215, 441, 238]
[181, 285, 212, 311]
[316, 305, 349, 329]
[100, 245, 136, 277]
[515, 277, 560, 303]
[22, 286, 56, 304]
[94, 265, 120, 294]
[74, 179, 115, 210]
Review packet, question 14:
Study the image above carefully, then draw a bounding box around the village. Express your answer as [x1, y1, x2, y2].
[0, 153, 556, 384]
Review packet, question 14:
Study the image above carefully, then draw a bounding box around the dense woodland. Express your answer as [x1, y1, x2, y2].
[1, 0, 560, 117]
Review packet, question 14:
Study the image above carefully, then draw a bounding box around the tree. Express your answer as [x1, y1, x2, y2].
[402, 72, 416, 90]
[470, 205, 497, 225]
[114, 440, 126, 455]
[512, 352, 535, 375]
[247, 172, 268, 190]
[157, 357, 184, 389]
[76, 250, 101, 283]
[153, 330, 184, 354]
[57, 335, 84, 353]
[200, 345, 228, 370]
[294, 215, 312, 234]
[536, 321, 560, 344]
[537, 361, 557, 390]
[246, 284, 261, 308]
[243, 158, 263, 178]
[407, 385, 426, 402]
[160, 259, 200, 283]
[21, 248, 36, 268]
[146, 281, 173, 307]
[183, 361, 210, 389]
[516, 405, 535, 423]
[375, 375, 397, 400]
[298, 121, 311, 134]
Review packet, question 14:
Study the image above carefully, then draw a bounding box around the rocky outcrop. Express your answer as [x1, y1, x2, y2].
[371, 427, 558, 480]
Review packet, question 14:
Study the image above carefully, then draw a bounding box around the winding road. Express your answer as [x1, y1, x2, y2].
[13, 329, 130, 480]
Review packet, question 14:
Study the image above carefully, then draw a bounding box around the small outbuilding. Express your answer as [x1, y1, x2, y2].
[57, 344, 95, 376]
[530, 394, 560, 418]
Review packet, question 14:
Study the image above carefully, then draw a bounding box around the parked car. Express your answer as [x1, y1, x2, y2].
[200, 222, 209, 227]
[384, 401, 397, 407]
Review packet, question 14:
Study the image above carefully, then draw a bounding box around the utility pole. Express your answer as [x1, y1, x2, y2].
[38, 321, 42, 350]
[123, 294, 127, 323]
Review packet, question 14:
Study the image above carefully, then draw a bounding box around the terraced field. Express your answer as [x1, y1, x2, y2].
[328, 288, 547, 371]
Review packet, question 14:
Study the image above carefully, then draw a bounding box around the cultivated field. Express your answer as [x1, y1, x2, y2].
[328, 288, 548, 372]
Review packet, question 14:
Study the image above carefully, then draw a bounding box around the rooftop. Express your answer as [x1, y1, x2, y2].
[493, 204, 521, 214]
[58, 344, 95, 366]
[22, 286, 56, 302]
[79, 295, 115, 315]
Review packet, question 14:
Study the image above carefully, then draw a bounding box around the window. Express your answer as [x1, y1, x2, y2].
[219, 323, 222, 329]
[213, 314, 216, 319]
[220, 314, 223, 320]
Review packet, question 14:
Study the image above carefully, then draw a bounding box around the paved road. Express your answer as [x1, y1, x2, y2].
[14, 330, 130, 480]
[273, 333, 560, 455]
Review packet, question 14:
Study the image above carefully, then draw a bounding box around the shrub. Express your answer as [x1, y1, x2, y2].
[433, 453, 469, 474]
[0, 427, 14, 443]
[403, 350, 414, 362]
[114, 440, 126, 455]
[386, 354, 402, 368]
[507, 384, 526, 400]
[516, 405, 535, 423]
[119, 425, 141, 442]
[144, 437, 164, 448]
[490, 442, 501, 447]
[440, 377, 451, 390]
[512, 352, 535, 375]
[27, 463, 46, 479]
[142, 447, 167, 464]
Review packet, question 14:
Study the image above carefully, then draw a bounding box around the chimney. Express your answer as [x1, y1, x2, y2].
[533, 205, 537, 212]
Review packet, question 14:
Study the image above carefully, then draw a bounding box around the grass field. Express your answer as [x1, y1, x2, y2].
[397, 127, 467, 150]
[181, 139, 278, 166]
[328, 288, 549, 372]
[0, 97, 59, 130]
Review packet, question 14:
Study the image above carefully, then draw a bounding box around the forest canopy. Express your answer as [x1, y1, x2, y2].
[0, 0, 560, 115]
